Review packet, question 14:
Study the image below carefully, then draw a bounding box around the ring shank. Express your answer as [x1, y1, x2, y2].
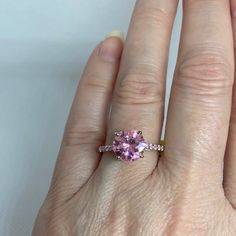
[99, 143, 164, 153]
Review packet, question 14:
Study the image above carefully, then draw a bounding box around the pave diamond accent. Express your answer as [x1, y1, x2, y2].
[146, 143, 164, 152]
[99, 145, 113, 152]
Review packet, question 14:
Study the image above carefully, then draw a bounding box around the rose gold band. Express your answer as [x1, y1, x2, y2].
[99, 143, 164, 153]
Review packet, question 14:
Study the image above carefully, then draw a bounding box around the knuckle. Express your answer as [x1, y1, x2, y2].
[84, 72, 111, 92]
[174, 49, 233, 96]
[115, 66, 165, 105]
[134, 4, 172, 28]
[63, 127, 103, 147]
[35, 200, 70, 235]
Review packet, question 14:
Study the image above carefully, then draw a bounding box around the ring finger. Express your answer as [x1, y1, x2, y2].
[97, 0, 179, 185]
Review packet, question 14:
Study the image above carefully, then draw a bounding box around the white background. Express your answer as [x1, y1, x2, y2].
[0, 1, 182, 235]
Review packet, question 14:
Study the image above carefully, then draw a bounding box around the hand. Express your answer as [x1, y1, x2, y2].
[33, 0, 236, 235]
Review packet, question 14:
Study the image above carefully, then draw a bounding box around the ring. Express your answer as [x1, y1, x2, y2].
[99, 130, 164, 162]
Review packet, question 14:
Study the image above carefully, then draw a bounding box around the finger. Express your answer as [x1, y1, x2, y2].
[98, 0, 179, 183]
[161, 0, 234, 189]
[224, 0, 236, 208]
[49, 34, 123, 199]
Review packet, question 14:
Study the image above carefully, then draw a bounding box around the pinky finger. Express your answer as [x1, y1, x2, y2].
[49, 32, 124, 199]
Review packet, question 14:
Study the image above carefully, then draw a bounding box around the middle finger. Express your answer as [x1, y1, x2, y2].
[161, 0, 234, 191]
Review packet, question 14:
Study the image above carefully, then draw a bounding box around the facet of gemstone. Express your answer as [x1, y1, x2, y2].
[112, 130, 147, 161]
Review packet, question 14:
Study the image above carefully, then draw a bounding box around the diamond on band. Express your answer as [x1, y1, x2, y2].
[98, 130, 164, 162]
[99, 144, 164, 152]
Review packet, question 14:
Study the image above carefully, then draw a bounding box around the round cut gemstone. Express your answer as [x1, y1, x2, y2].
[112, 130, 147, 161]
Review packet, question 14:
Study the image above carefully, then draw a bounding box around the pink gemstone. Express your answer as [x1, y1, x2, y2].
[112, 130, 147, 162]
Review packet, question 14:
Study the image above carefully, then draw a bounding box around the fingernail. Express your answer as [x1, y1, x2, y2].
[106, 30, 124, 42]
[98, 30, 123, 62]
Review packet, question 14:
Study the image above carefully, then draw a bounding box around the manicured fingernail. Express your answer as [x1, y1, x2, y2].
[98, 30, 123, 62]
[106, 30, 124, 41]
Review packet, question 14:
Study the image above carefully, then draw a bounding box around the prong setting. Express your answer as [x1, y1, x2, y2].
[115, 131, 122, 137]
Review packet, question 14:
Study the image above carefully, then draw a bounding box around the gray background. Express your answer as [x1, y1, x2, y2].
[0, 1, 182, 235]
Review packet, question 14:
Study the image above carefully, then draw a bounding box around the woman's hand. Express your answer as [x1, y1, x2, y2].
[33, 0, 236, 235]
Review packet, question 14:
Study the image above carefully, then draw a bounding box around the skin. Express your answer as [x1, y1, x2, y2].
[32, 0, 236, 235]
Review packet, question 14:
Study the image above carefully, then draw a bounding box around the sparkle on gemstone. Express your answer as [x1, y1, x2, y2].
[112, 130, 147, 162]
